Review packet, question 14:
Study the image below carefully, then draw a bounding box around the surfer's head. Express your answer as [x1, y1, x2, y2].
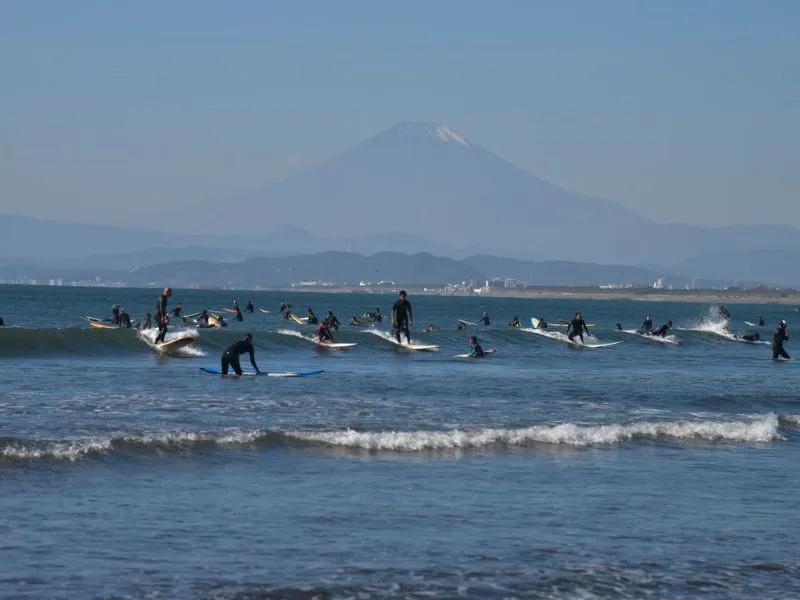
[469, 336, 477, 344]
[163, 287, 172, 296]
[243, 333, 253, 342]
[399, 290, 407, 298]
[780, 320, 787, 327]
[575, 312, 582, 318]
[667, 320, 673, 326]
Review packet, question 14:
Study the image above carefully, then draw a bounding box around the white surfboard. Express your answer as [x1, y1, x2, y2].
[621, 329, 680, 345]
[313, 340, 358, 350]
[526, 326, 620, 349]
[454, 349, 497, 358]
[458, 319, 478, 327]
[156, 336, 196, 352]
[387, 337, 439, 351]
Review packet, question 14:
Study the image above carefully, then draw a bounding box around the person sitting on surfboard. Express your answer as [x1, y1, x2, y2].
[392, 290, 413, 344]
[536, 317, 548, 329]
[325, 311, 341, 330]
[282, 304, 292, 320]
[306, 309, 319, 325]
[221, 333, 260, 376]
[169, 303, 183, 318]
[759, 317, 765, 326]
[566, 312, 591, 344]
[244, 301, 254, 313]
[349, 316, 361, 328]
[508, 316, 521, 328]
[467, 336, 485, 358]
[478, 312, 490, 326]
[317, 321, 334, 343]
[111, 304, 121, 325]
[640, 315, 653, 333]
[233, 306, 244, 322]
[119, 307, 132, 328]
[651, 320, 673, 337]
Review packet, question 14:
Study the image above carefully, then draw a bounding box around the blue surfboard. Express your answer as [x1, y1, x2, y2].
[199, 367, 323, 378]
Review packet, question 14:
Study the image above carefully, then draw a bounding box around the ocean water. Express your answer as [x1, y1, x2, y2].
[1, 285, 799, 599]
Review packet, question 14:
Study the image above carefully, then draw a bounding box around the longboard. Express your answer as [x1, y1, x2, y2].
[221, 308, 238, 314]
[621, 329, 680, 345]
[290, 314, 309, 325]
[259, 309, 271, 314]
[313, 340, 358, 350]
[156, 336, 196, 351]
[89, 321, 117, 329]
[199, 367, 323, 377]
[454, 349, 497, 358]
[458, 319, 478, 326]
[387, 338, 439, 351]
[527, 324, 620, 349]
[532, 317, 594, 330]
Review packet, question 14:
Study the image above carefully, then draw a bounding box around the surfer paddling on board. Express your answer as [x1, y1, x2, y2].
[221, 333, 260, 376]
[154, 287, 172, 344]
[640, 315, 653, 334]
[391, 290, 413, 344]
[566, 312, 592, 344]
[467, 335, 485, 358]
[651, 320, 673, 337]
[317, 321, 334, 344]
[456, 321, 466, 331]
[773, 320, 790, 360]
[735, 332, 760, 342]
[478, 312, 490, 326]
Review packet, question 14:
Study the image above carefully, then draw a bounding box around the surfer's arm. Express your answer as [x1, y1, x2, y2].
[408, 305, 413, 326]
[248, 349, 260, 373]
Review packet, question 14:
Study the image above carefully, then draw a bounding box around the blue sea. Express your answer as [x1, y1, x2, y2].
[1, 285, 798, 599]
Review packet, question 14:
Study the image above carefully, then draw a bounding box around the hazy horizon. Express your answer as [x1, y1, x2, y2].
[2, 1, 798, 232]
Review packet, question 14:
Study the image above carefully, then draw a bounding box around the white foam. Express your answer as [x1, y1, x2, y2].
[287, 415, 781, 451]
[276, 328, 314, 342]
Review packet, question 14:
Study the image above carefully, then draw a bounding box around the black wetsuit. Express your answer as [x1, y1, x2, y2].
[652, 323, 671, 337]
[566, 318, 590, 343]
[111, 306, 120, 325]
[469, 342, 485, 357]
[640, 318, 653, 333]
[234, 308, 243, 322]
[307, 313, 319, 325]
[155, 294, 169, 344]
[325, 315, 341, 330]
[509, 318, 521, 328]
[773, 325, 790, 360]
[170, 305, 182, 318]
[759, 318, 765, 326]
[244, 302, 254, 313]
[479, 315, 490, 326]
[372, 311, 383, 323]
[119, 313, 132, 328]
[392, 299, 413, 343]
[196, 313, 210, 327]
[317, 324, 333, 343]
[0, 317, 5, 326]
[537, 318, 548, 329]
[742, 333, 759, 342]
[221, 339, 259, 375]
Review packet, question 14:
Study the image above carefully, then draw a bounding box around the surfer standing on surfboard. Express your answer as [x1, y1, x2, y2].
[566, 312, 592, 344]
[391, 290, 413, 344]
[317, 321, 334, 344]
[221, 333, 260, 376]
[154, 288, 172, 344]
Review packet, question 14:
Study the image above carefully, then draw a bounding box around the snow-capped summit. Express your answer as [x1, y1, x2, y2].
[391, 121, 470, 148]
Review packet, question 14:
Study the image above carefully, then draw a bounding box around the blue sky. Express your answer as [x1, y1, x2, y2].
[1, 0, 798, 229]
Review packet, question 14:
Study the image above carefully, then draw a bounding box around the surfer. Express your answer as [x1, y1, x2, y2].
[232, 298, 239, 311]
[169, 303, 183, 318]
[651, 320, 673, 337]
[233, 306, 244, 322]
[508, 316, 521, 328]
[119, 308, 132, 328]
[349, 316, 360, 328]
[371, 308, 383, 323]
[221, 333, 260, 376]
[324, 311, 341, 330]
[467, 335, 485, 358]
[718, 305, 731, 319]
[282, 304, 293, 320]
[0, 317, 4, 326]
[456, 321, 466, 331]
[196, 310, 210, 327]
[317, 321, 334, 343]
[773, 320, 790, 360]
[735, 332, 760, 342]
[306, 309, 319, 325]
[566, 312, 591, 344]
[110, 304, 121, 325]
[217, 314, 228, 328]
[478, 312, 490, 326]
[615, 323, 623, 331]
[391, 290, 413, 344]
[536, 317, 548, 329]
[244, 301, 254, 313]
[759, 317, 765, 326]
[426, 324, 434, 333]
[640, 315, 653, 333]
[155, 288, 172, 322]
[138, 313, 152, 330]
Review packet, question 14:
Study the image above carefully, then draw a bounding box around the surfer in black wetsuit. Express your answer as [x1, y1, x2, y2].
[111, 305, 120, 325]
[169, 303, 183, 318]
[391, 290, 413, 344]
[759, 317, 765, 326]
[221, 333, 260, 375]
[154, 287, 172, 344]
[566, 312, 591, 344]
[536, 317, 548, 329]
[232, 298, 239, 311]
[615, 323, 623, 331]
[651, 320, 673, 337]
[509, 316, 521, 328]
[349, 316, 360, 328]
[719, 305, 731, 319]
[736, 332, 760, 342]
[773, 320, 790, 360]
[0, 317, 4, 326]
[372, 308, 383, 323]
[244, 301, 254, 313]
[640, 315, 653, 333]
[282, 304, 292, 320]
[233, 306, 244, 322]
[456, 321, 466, 331]
[119, 308, 132, 328]
[196, 310, 210, 327]
[478, 312, 490, 326]
[306, 309, 319, 325]
[467, 335, 485, 358]
[317, 321, 334, 343]
[325, 311, 341, 330]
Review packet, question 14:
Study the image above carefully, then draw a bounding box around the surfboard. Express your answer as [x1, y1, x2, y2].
[526, 325, 620, 349]
[290, 314, 309, 325]
[454, 349, 497, 358]
[458, 319, 478, 327]
[387, 338, 439, 351]
[621, 330, 680, 345]
[156, 336, 196, 351]
[89, 321, 117, 329]
[221, 308, 237, 314]
[199, 367, 324, 377]
[259, 309, 270, 314]
[84, 315, 103, 323]
[313, 340, 358, 350]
